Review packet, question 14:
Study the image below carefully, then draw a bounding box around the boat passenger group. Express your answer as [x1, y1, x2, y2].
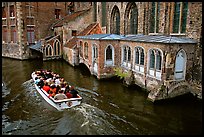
[34, 69, 79, 100]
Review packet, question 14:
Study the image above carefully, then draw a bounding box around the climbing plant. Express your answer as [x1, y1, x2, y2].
[113, 67, 129, 79]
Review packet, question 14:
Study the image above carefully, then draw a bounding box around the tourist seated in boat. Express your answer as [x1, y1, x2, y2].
[55, 75, 61, 86]
[37, 77, 45, 88]
[42, 82, 50, 93]
[45, 70, 53, 79]
[60, 80, 67, 88]
[54, 89, 67, 100]
[69, 86, 78, 98]
[34, 77, 40, 85]
[65, 90, 72, 98]
[49, 84, 57, 98]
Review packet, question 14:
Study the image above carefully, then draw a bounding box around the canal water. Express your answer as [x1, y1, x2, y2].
[2, 57, 202, 135]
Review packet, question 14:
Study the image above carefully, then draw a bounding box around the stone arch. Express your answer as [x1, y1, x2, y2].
[110, 5, 120, 34]
[174, 49, 187, 80]
[124, 2, 138, 35]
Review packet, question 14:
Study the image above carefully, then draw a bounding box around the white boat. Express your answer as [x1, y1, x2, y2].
[31, 72, 82, 111]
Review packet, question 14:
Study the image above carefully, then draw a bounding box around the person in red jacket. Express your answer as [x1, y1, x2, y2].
[42, 82, 50, 93]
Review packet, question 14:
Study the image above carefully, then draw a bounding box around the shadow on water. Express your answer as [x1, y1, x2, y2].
[77, 63, 91, 76]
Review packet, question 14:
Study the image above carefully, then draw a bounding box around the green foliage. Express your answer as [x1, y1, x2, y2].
[113, 67, 129, 79]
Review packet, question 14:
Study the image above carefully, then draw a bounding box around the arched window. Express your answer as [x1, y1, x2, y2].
[156, 51, 162, 70]
[110, 6, 120, 34]
[172, 2, 188, 33]
[174, 49, 186, 80]
[124, 2, 138, 35]
[148, 48, 163, 79]
[140, 49, 144, 65]
[44, 45, 52, 57]
[134, 47, 145, 73]
[101, 2, 106, 27]
[45, 47, 49, 56]
[93, 44, 98, 59]
[122, 46, 132, 68]
[53, 39, 61, 56]
[57, 41, 61, 55]
[123, 47, 127, 62]
[150, 50, 155, 69]
[106, 45, 112, 60]
[135, 48, 139, 64]
[79, 41, 83, 57]
[84, 42, 88, 59]
[49, 46, 52, 56]
[105, 45, 114, 66]
[128, 47, 131, 62]
[54, 42, 57, 55]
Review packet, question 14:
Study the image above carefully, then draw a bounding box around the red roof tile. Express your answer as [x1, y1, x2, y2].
[64, 22, 102, 48]
[52, 9, 90, 28]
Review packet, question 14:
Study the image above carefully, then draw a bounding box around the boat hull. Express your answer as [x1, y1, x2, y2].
[31, 72, 82, 111]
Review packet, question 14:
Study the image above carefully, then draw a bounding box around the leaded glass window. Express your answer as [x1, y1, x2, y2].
[140, 49, 144, 65]
[150, 50, 155, 69]
[106, 46, 112, 60]
[128, 47, 131, 62]
[173, 2, 188, 33]
[123, 47, 127, 62]
[135, 48, 139, 64]
[156, 51, 162, 70]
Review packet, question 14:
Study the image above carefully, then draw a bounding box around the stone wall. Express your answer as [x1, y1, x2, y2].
[62, 9, 94, 45]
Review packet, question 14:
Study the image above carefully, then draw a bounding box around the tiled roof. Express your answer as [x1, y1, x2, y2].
[77, 34, 197, 44]
[29, 41, 42, 52]
[51, 9, 90, 28]
[65, 22, 102, 48]
[77, 34, 125, 40]
[121, 34, 197, 44]
[78, 23, 100, 36]
[65, 37, 78, 49]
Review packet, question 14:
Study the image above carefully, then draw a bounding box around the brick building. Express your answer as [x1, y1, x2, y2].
[2, 2, 202, 101]
[2, 2, 68, 59]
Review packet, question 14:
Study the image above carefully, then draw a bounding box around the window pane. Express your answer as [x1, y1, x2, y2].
[181, 2, 188, 33]
[128, 47, 131, 62]
[57, 42, 60, 55]
[106, 46, 112, 60]
[156, 52, 162, 70]
[123, 47, 127, 61]
[150, 2, 155, 33]
[156, 2, 160, 33]
[150, 50, 155, 69]
[140, 49, 144, 65]
[130, 6, 137, 34]
[173, 2, 180, 33]
[49, 47, 52, 56]
[116, 11, 120, 35]
[102, 2, 106, 27]
[135, 48, 139, 64]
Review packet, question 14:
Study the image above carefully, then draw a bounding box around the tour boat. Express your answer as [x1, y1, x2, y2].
[31, 72, 82, 111]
